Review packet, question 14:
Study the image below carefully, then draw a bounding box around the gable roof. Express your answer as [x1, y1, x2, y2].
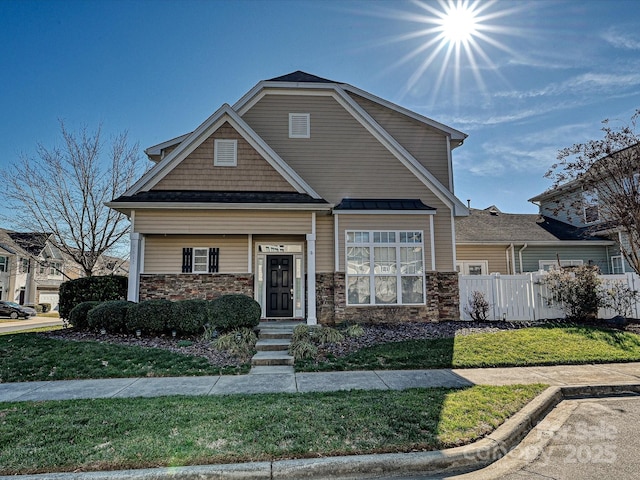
[234, 71, 469, 216]
[267, 71, 336, 83]
[123, 104, 321, 199]
[0, 229, 51, 258]
[456, 208, 614, 245]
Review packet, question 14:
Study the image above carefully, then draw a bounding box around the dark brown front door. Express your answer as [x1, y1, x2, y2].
[266, 255, 293, 317]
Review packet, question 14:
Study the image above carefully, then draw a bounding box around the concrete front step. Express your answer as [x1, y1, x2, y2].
[251, 350, 294, 366]
[255, 339, 291, 352]
[249, 365, 295, 375]
[259, 330, 294, 340]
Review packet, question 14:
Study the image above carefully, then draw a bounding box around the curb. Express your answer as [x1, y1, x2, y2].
[4, 384, 640, 480]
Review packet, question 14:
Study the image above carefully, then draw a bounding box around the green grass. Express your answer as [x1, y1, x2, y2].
[0, 334, 248, 382]
[296, 325, 640, 372]
[0, 384, 546, 475]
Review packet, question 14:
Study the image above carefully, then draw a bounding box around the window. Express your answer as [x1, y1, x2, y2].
[289, 113, 310, 138]
[20, 258, 29, 274]
[182, 247, 219, 273]
[0, 256, 7, 272]
[49, 262, 62, 277]
[582, 189, 599, 224]
[611, 256, 624, 274]
[539, 259, 584, 271]
[214, 139, 237, 166]
[346, 231, 425, 306]
[456, 261, 488, 275]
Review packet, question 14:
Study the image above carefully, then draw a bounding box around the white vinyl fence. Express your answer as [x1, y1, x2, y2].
[459, 272, 640, 321]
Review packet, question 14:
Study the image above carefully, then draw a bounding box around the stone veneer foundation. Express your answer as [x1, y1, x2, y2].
[316, 272, 459, 325]
[138, 271, 459, 324]
[139, 273, 254, 301]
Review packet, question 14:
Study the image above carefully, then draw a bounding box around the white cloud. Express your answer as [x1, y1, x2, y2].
[602, 28, 640, 50]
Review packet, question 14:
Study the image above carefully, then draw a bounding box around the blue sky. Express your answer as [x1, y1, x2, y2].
[2, 0, 640, 215]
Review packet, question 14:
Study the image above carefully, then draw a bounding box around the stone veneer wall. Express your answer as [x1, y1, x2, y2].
[139, 274, 254, 301]
[316, 272, 459, 325]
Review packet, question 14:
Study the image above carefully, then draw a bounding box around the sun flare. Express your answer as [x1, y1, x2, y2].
[439, 2, 478, 45]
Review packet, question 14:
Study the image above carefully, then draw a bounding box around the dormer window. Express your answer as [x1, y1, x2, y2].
[214, 139, 237, 167]
[289, 113, 310, 138]
[582, 189, 599, 224]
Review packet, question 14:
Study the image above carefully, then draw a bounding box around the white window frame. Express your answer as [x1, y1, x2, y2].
[0, 256, 7, 273]
[345, 230, 426, 306]
[611, 255, 625, 274]
[192, 247, 209, 273]
[539, 259, 584, 271]
[289, 113, 310, 138]
[214, 139, 237, 167]
[456, 261, 488, 275]
[49, 262, 63, 278]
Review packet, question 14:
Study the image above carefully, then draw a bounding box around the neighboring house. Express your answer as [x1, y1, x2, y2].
[108, 71, 470, 325]
[0, 229, 66, 310]
[529, 144, 639, 275]
[0, 228, 129, 311]
[455, 206, 616, 275]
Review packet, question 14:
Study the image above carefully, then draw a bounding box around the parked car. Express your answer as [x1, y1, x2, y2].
[0, 301, 37, 319]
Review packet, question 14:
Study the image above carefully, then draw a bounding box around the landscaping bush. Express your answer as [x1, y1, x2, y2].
[212, 327, 257, 360]
[58, 275, 127, 319]
[126, 299, 173, 335]
[543, 266, 602, 321]
[87, 300, 133, 333]
[169, 299, 210, 335]
[38, 303, 51, 313]
[68, 301, 101, 330]
[208, 294, 261, 332]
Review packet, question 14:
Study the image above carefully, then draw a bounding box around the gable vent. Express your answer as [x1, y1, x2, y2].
[214, 139, 237, 166]
[289, 113, 310, 138]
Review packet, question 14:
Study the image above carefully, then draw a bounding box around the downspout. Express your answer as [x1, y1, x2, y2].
[511, 244, 517, 275]
[506, 244, 514, 274]
[519, 243, 528, 274]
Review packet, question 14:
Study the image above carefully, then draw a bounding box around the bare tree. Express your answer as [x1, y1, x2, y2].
[544, 109, 640, 272]
[1, 121, 143, 277]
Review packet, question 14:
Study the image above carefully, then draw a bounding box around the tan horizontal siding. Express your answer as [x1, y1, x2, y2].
[242, 94, 448, 206]
[152, 122, 295, 192]
[315, 213, 334, 273]
[456, 245, 509, 274]
[348, 93, 451, 188]
[134, 210, 312, 235]
[144, 235, 248, 273]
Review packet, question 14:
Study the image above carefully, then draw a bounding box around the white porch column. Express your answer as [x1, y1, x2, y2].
[128, 232, 142, 302]
[306, 212, 317, 325]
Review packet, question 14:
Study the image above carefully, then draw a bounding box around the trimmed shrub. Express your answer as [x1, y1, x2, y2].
[87, 300, 133, 333]
[169, 299, 210, 335]
[38, 303, 51, 313]
[58, 275, 127, 319]
[208, 294, 261, 332]
[68, 301, 101, 330]
[126, 299, 173, 335]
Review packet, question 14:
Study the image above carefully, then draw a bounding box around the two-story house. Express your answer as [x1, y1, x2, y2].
[108, 71, 470, 325]
[0, 229, 66, 309]
[529, 143, 640, 274]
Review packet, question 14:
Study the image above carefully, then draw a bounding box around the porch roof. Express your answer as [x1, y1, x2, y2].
[111, 190, 329, 205]
[334, 198, 435, 211]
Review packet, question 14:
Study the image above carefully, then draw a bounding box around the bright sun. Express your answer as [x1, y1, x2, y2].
[439, 2, 478, 45]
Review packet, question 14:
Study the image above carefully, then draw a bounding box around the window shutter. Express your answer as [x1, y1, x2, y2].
[209, 248, 219, 273]
[182, 248, 193, 273]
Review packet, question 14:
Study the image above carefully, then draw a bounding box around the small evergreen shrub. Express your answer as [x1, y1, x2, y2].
[208, 294, 261, 332]
[126, 299, 173, 334]
[292, 324, 311, 342]
[87, 300, 133, 333]
[345, 323, 365, 338]
[169, 299, 210, 335]
[59, 275, 127, 319]
[38, 303, 51, 313]
[68, 301, 101, 330]
[313, 326, 344, 345]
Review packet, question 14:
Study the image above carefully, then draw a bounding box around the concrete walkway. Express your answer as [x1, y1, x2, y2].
[1, 362, 640, 403]
[0, 315, 63, 334]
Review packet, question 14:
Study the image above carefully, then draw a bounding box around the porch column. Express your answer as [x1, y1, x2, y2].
[128, 232, 142, 302]
[306, 232, 317, 325]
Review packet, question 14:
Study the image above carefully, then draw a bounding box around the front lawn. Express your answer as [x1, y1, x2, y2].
[296, 325, 640, 371]
[0, 384, 546, 475]
[0, 334, 248, 382]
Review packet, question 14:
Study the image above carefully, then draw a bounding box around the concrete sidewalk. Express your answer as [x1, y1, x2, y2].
[1, 362, 639, 403]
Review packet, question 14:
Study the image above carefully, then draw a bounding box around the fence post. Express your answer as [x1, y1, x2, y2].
[492, 273, 500, 321]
